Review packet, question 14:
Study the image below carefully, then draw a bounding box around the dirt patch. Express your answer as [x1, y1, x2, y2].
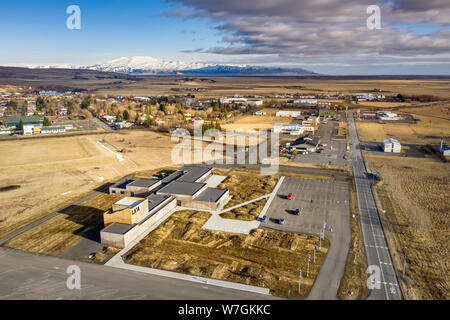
[124, 210, 329, 298]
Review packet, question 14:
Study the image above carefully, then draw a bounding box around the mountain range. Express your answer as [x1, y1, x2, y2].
[22, 56, 316, 75]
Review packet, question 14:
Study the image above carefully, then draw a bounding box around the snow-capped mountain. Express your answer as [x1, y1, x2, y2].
[86, 56, 210, 74]
[10, 56, 315, 75]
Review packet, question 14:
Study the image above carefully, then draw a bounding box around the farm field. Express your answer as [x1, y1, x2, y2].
[222, 114, 295, 131]
[364, 155, 449, 300]
[124, 210, 329, 298]
[93, 77, 450, 100]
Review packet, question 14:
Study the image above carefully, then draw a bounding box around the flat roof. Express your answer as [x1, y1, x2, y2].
[127, 178, 160, 188]
[194, 187, 228, 203]
[176, 166, 212, 182]
[101, 222, 135, 235]
[157, 181, 206, 196]
[114, 197, 143, 208]
[146, 194, 171, 212]
[160, 171, 184, 184]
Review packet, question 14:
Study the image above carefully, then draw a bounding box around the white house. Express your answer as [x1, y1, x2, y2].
[382, 138, 401, 153]
[293, 99, 317, 105]
[247, 100, 263, 106]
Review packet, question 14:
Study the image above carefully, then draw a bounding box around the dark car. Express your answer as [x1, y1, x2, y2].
[279, 217, 285, 224]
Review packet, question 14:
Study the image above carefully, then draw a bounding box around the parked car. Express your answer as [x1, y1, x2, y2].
[88, 253, 96, 259]
[294, 208, 300, 215]
[260, 215, 267, 222]
[279, 217, 285, 224]
[287, 193, 293, 200]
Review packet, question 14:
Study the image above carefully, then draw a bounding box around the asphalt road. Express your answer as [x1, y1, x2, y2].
[260, 176, 351, 300]
[0, 247, 275, 300]
[348, 112, 402, 300]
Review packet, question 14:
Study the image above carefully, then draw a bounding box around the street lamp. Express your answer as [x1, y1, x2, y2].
[403, 246, 407, 278]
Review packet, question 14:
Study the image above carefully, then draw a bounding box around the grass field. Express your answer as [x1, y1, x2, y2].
[222, 114, 295, 131]
[3, 193, 122, 256]
[124, 210, 329, 298]
[364, 154, 449, 300]
[220, 199, 267, 221]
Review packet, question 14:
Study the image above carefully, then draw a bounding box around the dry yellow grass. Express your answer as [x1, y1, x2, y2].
[124, 210, 329, 298]
[3, 193, 122, 256]
[217, 169, 280, 208]
[364, 155, 449, 300]
[220, 199, 267, 221]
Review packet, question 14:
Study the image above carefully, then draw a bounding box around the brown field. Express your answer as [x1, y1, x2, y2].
[220, 199, 267, 221]
[124, 210, 329, 298]
[3, 192, 122, 256]
[0, 130, 186, 239]
[217, 169, 280, 208]
[92, 77, 450, 100]
[356, 104, 450, 144]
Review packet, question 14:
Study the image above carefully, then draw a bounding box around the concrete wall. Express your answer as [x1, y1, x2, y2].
[101, 198, 177, 248]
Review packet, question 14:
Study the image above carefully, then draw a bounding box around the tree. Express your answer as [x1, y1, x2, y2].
[19, 119, 24, 132]
[43, 117, 51, 126]
[123, 110, 129, 121]
[145, 114, 154, 127]
[397, 93, 405, 102]
[81, 96, 91, 109]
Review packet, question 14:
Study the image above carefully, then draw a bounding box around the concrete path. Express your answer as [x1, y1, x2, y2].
[348, 112, 402, 300]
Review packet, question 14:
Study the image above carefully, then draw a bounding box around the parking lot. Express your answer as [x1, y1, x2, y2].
[261, 176, 350, 235]
[293, 118, 349, 166]
[260, 175, 351, 299]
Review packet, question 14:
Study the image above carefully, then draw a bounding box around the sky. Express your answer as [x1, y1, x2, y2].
[1, 0, 450, 74]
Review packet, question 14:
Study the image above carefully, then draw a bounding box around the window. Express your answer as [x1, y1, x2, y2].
[131, 192, 134, 197]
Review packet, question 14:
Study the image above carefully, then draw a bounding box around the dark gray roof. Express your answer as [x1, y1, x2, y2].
[161, 171, 184, 184]
[111, 179, 134, 189]
[157, 181, 206, 196]
[127, 178, 159, 188]
[176, 166, 212, 182]
[146, 194, 171, 212]
[194, 187, 228, 203]
[101, 222, 134, 235]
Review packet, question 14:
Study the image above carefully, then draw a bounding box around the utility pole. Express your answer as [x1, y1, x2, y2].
[299, 269, 302, 294]
[314, 241, 317, 263]
[307, 254, 311, 277]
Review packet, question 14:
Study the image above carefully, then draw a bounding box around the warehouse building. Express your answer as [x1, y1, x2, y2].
[382, 138, 401, 153]
[276, 110, 302, 117]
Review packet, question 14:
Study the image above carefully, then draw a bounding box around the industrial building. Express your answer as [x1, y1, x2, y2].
[290, 135, 320, 153]
[101, 165, 230, 247]
[382, 138, 401, 153]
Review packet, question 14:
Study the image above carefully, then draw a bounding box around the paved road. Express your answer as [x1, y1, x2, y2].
[0, 247, 275, 300]
[260, 176, 351, 300]
[348, 112, 402, 300]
